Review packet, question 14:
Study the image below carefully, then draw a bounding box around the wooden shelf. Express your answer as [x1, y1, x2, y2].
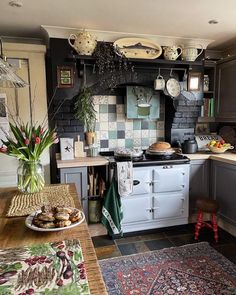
[204, 91, 214, 94]
[198, 117, 215, 123]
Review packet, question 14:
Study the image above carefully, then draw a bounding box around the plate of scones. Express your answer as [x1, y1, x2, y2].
[25, 205, 85, 232]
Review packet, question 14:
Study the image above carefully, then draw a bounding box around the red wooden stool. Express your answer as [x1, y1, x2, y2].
[194, 198, 219, 242]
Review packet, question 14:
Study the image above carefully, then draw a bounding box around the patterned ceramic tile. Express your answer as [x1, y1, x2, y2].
[133, 130, 141, 138]
[117, 122, 125, 130]
[99, 104, 108, 113]
[95, 122, 100, 131]
[133, 120, 141, 130]
[99, 113, 108, 122]
[108, 104, 116, 113]
[108, 113, 117, 122]
[141, 130, 149, 138]
[157, 130, 165, 138]
[117, 139, 125, 148]
[125, 139, 133, 148]
[150, 130, 157, 137]
[108, 139, 117, 149]
[150, 137, 157, 144]
[108, 96, 117, 104]
[117, 130, 125, 139]
[157, 121, 165, 130]
[99, 96, 108, 104]
[116, 96, 124, 104]
[116, 104, 124, 114]
[94, 104, 99, 113]
[108, 122, 117, 131]
[149, 121, 157, 130]
[117, 113, 125, 122]
[108, 130, 117, 139]
[125, 130, 133, 139]
[133, 138, 141, 147]
[100, 131, 109, 140]
[100, 122, 109, 130]
[141, 121, 149, 129]
[125, 121, 133, 130]
[92, 96, 100, 105]
[141, 138, 149, 147]
[100, 140, 109, 148]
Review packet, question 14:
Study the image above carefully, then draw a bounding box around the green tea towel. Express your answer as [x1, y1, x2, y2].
[101, 178, 123, 236]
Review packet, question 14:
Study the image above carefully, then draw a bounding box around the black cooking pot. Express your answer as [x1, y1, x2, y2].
[182, 138, 198, 154]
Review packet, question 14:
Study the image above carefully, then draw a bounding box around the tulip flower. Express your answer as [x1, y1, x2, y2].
[24, 138, 30, 145]
[35, 137, 41, 144]
[0, 146, 7, 153]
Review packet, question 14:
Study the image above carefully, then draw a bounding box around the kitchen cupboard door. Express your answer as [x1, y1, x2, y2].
[153, 166, 185, 193]
[216, 57, 236, 121]
[131, 167, 152, 195]
[60, 167, 88, 220]
[153, 193, 185, 219]
[212, 160, 236, 226]
[121, 196, 152, 224]
[189, 160, 209, 214]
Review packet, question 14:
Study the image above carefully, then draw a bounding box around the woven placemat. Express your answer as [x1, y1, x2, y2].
[7, 184, 75, 217]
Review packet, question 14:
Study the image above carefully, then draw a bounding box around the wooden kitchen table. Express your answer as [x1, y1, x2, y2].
[0, 184, 108, 295]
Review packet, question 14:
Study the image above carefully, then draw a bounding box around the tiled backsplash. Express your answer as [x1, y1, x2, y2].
[93, 95, 165, 151]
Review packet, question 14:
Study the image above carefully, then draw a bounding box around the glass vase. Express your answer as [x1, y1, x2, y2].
[17, 161, 45, 194]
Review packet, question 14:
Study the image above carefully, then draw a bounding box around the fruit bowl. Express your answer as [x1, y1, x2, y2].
[208, 145, 234, 154]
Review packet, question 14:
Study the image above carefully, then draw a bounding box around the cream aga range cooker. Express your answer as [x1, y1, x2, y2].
[101, 152, 190, 233]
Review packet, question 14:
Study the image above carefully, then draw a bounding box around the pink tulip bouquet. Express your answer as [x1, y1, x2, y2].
[0, 122, 58, 193]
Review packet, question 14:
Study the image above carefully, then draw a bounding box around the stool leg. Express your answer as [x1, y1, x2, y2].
[212, 213, 219, 243]
[195, 211, 203, 240]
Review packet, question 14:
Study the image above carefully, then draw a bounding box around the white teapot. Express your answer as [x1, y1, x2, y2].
[163, 46, 182, 61]
[68, 30, 97, 55]
[181, 45, 203, 61]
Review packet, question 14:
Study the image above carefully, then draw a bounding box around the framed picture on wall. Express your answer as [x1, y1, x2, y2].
[57, 66, 74, 88]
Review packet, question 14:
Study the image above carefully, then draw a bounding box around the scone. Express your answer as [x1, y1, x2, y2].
[56, 207, 73, 215]
[55, 213, 70, 221]
[55, 220, 71, 227]
[39, 222, 55, 229]
[69, 209, 81, 223]
[37, 212, 55, 222]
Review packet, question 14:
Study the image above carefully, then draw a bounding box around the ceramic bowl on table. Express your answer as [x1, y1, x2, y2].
[208, 145, 234, 154]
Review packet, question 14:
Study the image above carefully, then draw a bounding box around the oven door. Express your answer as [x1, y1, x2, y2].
[131, 167, 152, 195]
[153, 166, 185, 193]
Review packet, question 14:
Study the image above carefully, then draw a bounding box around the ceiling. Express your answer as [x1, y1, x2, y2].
[1, 0, 236, 49]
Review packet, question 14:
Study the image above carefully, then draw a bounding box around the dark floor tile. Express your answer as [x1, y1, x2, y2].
[169, 234, 197, 247]
[118, 243, 138, 255]
[115, 235, 142, 245]
[213, 243, 236, 264]
[164, 225, 190, 237]
[133, 241, 150, 253]
[96, 245, 121, 260]
[92, 235, 115, 248]
[139, 232, 166, 241]
[145, 238, 174, 251]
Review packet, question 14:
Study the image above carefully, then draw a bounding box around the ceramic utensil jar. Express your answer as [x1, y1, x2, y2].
[154, 74, 165, 90]
[68, 30, 97, 55]
[181, 45, 203, 61]
[163, 46, 182, 61]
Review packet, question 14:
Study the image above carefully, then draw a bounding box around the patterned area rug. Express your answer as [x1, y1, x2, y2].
[99, 242, 236, 295]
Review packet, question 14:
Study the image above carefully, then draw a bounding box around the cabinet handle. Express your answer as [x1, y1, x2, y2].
[133, 180, 140, 186]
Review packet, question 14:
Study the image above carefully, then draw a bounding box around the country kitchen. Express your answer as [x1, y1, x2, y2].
[0, 1, 236, 294]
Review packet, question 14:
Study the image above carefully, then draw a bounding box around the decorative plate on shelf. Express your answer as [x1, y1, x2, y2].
[166, 78, 181, 98]
[114, 38, 162, 59]
[25, 210, 85, 232]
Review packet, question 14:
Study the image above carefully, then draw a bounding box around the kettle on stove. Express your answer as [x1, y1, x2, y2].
[182, 138, 198, 154]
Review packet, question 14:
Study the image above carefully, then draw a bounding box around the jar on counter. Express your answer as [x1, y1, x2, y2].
[204, 75, 210, 92]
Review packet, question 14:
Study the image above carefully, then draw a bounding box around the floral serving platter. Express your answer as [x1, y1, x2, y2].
[25, 210, 85, 232]
[114, 37, 162, 59]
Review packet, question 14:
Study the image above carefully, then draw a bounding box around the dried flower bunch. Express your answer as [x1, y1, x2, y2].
[0, 122, 58, 161]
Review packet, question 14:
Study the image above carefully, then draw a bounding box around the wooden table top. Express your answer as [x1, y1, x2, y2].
[0, 184, 108, 295]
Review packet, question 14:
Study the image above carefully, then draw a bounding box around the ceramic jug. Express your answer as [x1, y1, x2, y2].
[68, 30, 97, 55]
[163, 46, 182, 61]
[181, 45, 203, 61]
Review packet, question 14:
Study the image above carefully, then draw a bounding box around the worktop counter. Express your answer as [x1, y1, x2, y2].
[184, 152, 236, 165]
[57, 156, 109, 169]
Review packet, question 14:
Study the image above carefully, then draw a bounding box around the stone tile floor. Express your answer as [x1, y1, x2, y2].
[92, 224, 236, 264]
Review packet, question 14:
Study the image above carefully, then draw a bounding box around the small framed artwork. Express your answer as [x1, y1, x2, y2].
[57, 66, 74, 88]
[188, 72, 201, 91]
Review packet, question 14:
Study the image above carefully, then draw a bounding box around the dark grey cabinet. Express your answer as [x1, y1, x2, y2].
[216, 57, 236, 121]
[212, 160, 236, 226]
[60, 167, 88, 220]
[189, 160, 209, 214]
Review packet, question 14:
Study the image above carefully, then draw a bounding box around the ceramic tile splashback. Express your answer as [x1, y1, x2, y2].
[93, 95, 165, 151]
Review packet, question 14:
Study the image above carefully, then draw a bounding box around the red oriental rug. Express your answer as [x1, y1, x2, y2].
[99, 242, 236, 295]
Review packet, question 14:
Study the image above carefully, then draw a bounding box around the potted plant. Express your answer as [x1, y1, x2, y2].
[74, 87, 97, 145]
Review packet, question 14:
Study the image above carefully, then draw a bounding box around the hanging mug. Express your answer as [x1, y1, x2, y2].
[181, 44, 203, 61]
[154, 74, 165, 90]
